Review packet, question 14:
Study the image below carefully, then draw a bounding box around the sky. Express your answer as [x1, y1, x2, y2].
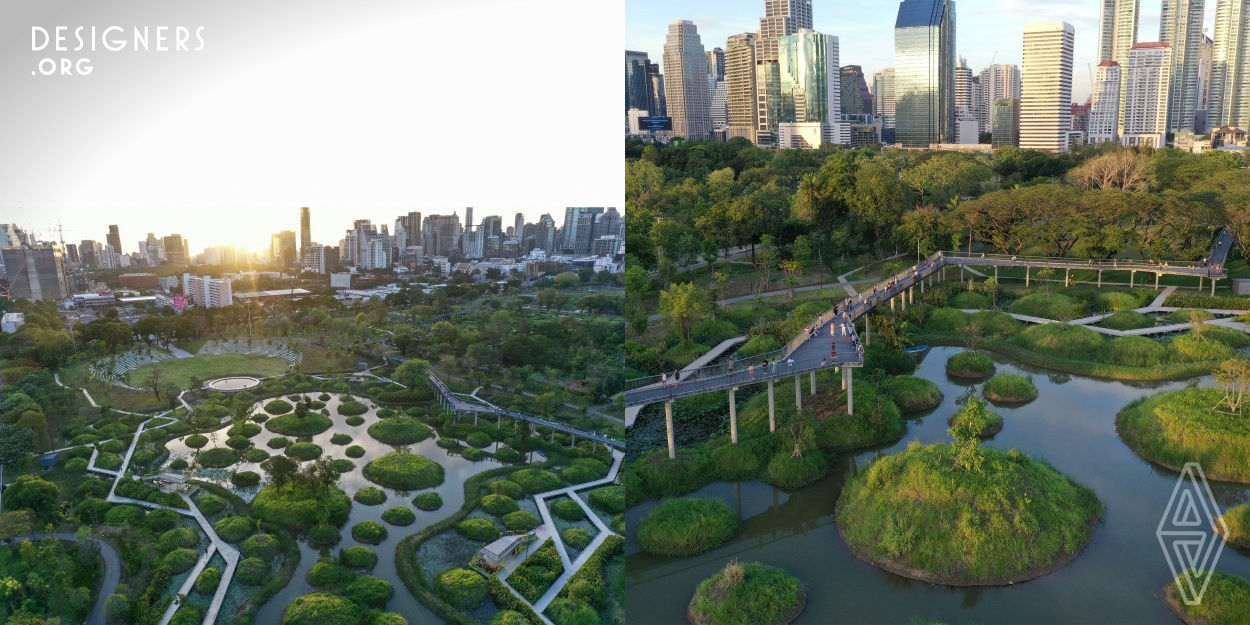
[626, 0, 1215, 104]
[0, 0, 622, 255]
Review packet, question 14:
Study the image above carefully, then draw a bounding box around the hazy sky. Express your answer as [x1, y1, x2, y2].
[626, 0, 1215, 103]
[1, 0, 622, 254]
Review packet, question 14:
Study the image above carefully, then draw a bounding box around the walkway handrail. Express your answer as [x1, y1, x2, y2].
[941, 250, 1226, 276]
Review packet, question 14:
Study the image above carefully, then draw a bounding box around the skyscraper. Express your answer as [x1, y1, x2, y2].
[840, 65, 872, 116]
[514, 213, 525, 242]
[1020, 22, 1075, 152]
[873, 68, 897, 142]
[107, 225, 122, 257]
[707, 47, 726, 80]
[992, 98, 1021, 147]
[777, 30, 840, 124]
[1089, 61, 1123, 144]
[1209, 0, 1250, 128]
[1160, 0, 1206, 133]
[422, 214, 462, 258]
[978, 64, 1021, 133]
[1198, 33, 1215, 131]
[1122, 42, 1174, 147]
[1, 244, 67, 301]
[162, 234, 188, 266]
[561, 207, 607, 255]
[954, 57, 974, 113]
[726, 33, 759, 142]
[1098, 0, 1141, 64]
[626, 50, 658, 119]
[299, 207, 311, 258]
[462, 207, 474, 255]
[709, 78, 729, 130]
[893, 0, 956, 148]
[646, 61, 667, 117]
[663, 20, 712, 140]
[754, 0, 814, 146]
[271, 230, 297, 267]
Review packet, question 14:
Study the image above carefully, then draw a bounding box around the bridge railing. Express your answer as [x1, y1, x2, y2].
[622, 351, 867, 403]
[941, 250, 1223, 276]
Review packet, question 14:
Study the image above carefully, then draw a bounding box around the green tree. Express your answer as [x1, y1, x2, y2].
[658, 282, 710, 344]
[949, 397, 990, 473]
[392, 359, 431, 388]
[6, 475, 59, 517]
[0, 424, 35, 512]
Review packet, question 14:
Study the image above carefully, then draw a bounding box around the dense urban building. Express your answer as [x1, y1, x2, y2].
[1209, 0, 1250, 128]
[777, 29, 840, 126]
[873, 68, 897, 142]
[1020, 21, 1075, 152]
[299, 206, 311, 258]
[1, 244, 67, 301]
[978, 64, 1021, 134]
[1089, 61, 1123, 143]
[182, 273, 233, 308]
[992, 98, 1021, 147]
[840, 65, 872, 116]
[893, 0, 956, 147]
[663, 20, 712, 140]
[725, 33, 759, 142]
[1160, 0, 1206, 133]
[271, 230, 297, 267]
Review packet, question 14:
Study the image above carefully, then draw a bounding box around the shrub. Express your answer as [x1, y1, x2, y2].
[308, 560, 356, 591]
[763, 450, 830, 490]
[381, 506, 416, 526]
[228, 422, 263, 438]
[253, 485, 351, 530]
[330, 433, 353, 445]
[436, 438, 457, 449]
[1101, 311, 1153, 331]
[481, 494, 519, 516]
[338, 400, 369, 416]
[508, 540, 565, 602]
[239, 533, 279, 559]
[1169, 334, 1236, 362]
[949, 399, 1004, 438]
[265, 399, 293, 414]
[157, 528, 199, 553]
[346, 575, 393, 608]
[561, 528, 594, 551]
[511, 468, 563, 494]
[144, 508, 181, 532]
[196, 494, 226, 516]
[462, 448, 487, 461]
[636, 497, 738, 557]
[455, 518, 501, 542]
[488, 480, 524, 499]
[550, 499, 586, 521]
[266, 413, 333, 436]
[214, 515, 255, 543]
[184, 434, 209, 449]
[464, 431, 492, 448]
[243, 448, 270, 462]
[1009, 292, 1085, 321]
[104, 504, 145, 527]
[1202, 325, 1250, 348]
[237, 557, 269, 585]
[195, 567, 222, 593]
[340, 545, 378, 570]
[1220, 504, 1250, 548]
[494, 446, 521, 462]
[231, 471, 261, 487]
[983, 374, 1038, 403]
[1014, 323, 1105, 360]
[1165, 308, 1215, 324]
[1099, 290, 1148, 312]
[352, 520, 388, 544]
[330, 459, 354, 473]
[945, 351, 995, 378]
[363, 452, 445, 490]
[502, 510, 542, 532]
[170, 605, 202, 625]
[413, 492, 443, 511]
[587, 486, 625, 514]
[282, 593, 360, 625]
[198, 447, 238, 468]
[309, 523, 340, 545]
[435, 568, 488, 609]
[950, 291, 992, 309]
[1106, 336, 1167, 367]
[162, 548, 199, 573]
[882, 376, 944, 412]
[354, 487, 387, 505]
[688, 561, 804, 625]
[345, 415, 366, 426]
[64, 456, 89, 473]
[284, 442, 323, 461]
[169, 458, 189, 470]
[368, 417, 432, 445]
[267, 437, 291, 449]
[924, 307, 970, 333]
[621, 448, 714, 505]
[560, 459, 609, 484]
[345, 445, 366, 458]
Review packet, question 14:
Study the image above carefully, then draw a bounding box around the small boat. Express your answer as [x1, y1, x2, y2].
[904, 344, 931, 357]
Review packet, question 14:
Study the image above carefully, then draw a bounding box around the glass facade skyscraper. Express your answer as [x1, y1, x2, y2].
[663, 20, 712, 140]
[777, 30, 839, 124]
[893, 0, 956, 147]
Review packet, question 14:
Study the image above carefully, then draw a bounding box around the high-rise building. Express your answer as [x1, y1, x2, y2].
[299, 207, 311, 258]
[663, 20, 712, 140]
[646, 61, 667, 117]
[777, 30, 840, 125]
[302, 244, 327, 274]
[271, 230, 297, 267]
[1209, 0, 1250, 128]
[954, 57, 974, 112]
[395, 211, 422, 251]
[106, 225, 122, 257]
[461, 207, 474, 255]
[709, 77, 729, 129]
[1161, 0, 1206, 133]
[535, 214, 558, 254]
[873, 68, 897, 142]
[753, 0, 814, 146]
[79, 240, 100, 268]
[893, 0, 956, 147]
[422, 214, 462, 258]
[1122, 42, 1174, 148]
[626, 50, 658, 122]
[1089, 61, 1123, 143]
[1, 244, 67, 301]
[726, 33, 759, 142]
[162, 234, 188, 266]
[707, 47, 726, 80]
[840, 65, 872, 116]
[992, 98, 1021, 147]
[978, 64, 1021, 134]
[1198, 33, 1215, 132]
[1098, 0, 1141, 64]
[514, 214, 525, 242]
[1071, 102, 1092, 133]
[1020, 22, 1075, 152]
[560, 207, 607, 255]
[182, 273, 232, 308]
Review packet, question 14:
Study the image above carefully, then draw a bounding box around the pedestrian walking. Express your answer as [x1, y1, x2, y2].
[660, 372, 667, 387]
[787, 357, 795, 370]
[749, 364, 756, 379]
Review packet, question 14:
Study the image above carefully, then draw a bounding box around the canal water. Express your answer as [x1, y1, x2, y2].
[624, 347, 1250, 624]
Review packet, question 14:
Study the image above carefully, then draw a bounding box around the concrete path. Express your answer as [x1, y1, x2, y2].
[166, 345, 196, 359]
[9, 532, 121, 625]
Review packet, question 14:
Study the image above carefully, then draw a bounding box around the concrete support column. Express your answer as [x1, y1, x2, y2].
[1130, 270, 1134, 288]
[473, 413, 478, 426]
[665, 400, 675, 459]
[728, 388, 738, 444]
[909, 286, 914, 304]
[1065, 268, 1070, 287]
[1098, 270, 1102, 288]
[1199, 275, 1203, 290]
[921, 280, 926, 293]
[571, 434, 576, 447]
[1212, 278, 1217, 296]
[767, 380, 776, 432]
[846, 368, 854, 415]
[839, 367, 846, 390]
[995, 266, 999, 282]
[810, 370, 816, 396]
[794, 375, 802, 411]
[1026, 266, 1030, 287]
[890, 297, 895, 311]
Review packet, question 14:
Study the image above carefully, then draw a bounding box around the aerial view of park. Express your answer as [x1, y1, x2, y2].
[623, 140, 1250, 624]
[0, 268, 625, 625]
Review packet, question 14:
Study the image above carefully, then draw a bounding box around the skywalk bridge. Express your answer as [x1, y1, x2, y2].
[428, 374, 624, 450]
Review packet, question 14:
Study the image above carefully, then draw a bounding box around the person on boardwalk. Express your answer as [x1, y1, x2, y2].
[786, 357, 795, 370]
[660, 372, 667, 387]
[748, 364, 756, 380]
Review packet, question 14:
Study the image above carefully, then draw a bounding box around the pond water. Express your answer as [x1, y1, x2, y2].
[624, 346, 1250, 624]
[165, 394, 514, 623]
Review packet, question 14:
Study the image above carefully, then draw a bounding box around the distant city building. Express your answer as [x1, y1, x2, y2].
[873, 68, 897, 142]
[707, 46, 726, 80]
[1020, 21, 1075, 152]
[1089, 61, 1123, 143]
[753, 0, 814, 146]
[992, 98, 1021, 147]
[777, 30, 840, 126]
[893, 0, 956, 147]
[778, 122, 841, 148]
[560, 207, 606, 255]
[1, 312, 24, 334]
[299, 207, 311, 258]
[330, 273, 353, 289]
[626, 50, 660, 126]
[1122, 42, 1173, 148]
[1071, 102, 1092, 132]
[119, 273, 160, 289]
[1, 244, 67, 301]
[1197, 33, 1215, 132]
[1209, 0, 1250, 128]
[422, 214, 462, 258]
[302, 244, 327, 274]
[663, 20, 712, 140]
[162, 234, 189, 266]
[182, 273, 233, 308]
[725, 33, 759, 142]
[1160, 0, 1205, 133]
[271, 230, 297, 267]
[1099, 0, 1141, 64]
[840, 65, 872, 116]
[978, 64, 1021, 134]
[107, 225, 122, 256]
[1211, 124, 1249, 146]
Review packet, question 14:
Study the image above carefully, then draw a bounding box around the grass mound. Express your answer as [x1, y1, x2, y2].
[284, 442, 323, 461]
[381, 506, 416, 526]
[253, 485, 351, 530]
[949, 291, 992, 310]
[688, 561, 805, 625]
[511, 468, 563, 494]
[949, 401, 1004, 438]
[282, 593, 360, 625]
[982, 374, 1038, 403]
[1165, 308, 1215, 324]
[1101, 311, 1153, 331]
[265, 413, 333, 436]
[763, 450, 829, 490]
[1117, 387, 1250, 482]
[883, 376, 944, 412]
[1166, 570, 1250, 625]
[1217, 504, 1250, 548]
[636, 497, 738, 557]
[354, 487, 387, 505]
[550, 499, 586, 521]
[502, 511, 541, 532]
[1014, 323, 1105, 360]
[352, 520, 387, 544]
[413, 492, 443, 511]
[362, 452, 445, 490]
[1008, 292, 1085, 321]
[1105, 336, 1167, 367]
[587, 485, 625, 514]
[836, 444, 1102, 584]
[946, 351, 995, 378]
[197, 448, 238, 468]
[338, 400, 369, 416]
[367, 417, 432, 445]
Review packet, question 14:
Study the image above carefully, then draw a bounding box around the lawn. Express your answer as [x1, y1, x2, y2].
[126, 353, 292, 389]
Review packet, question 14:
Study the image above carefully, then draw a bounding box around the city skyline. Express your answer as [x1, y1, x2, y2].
[626, 0, 1217, 102]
